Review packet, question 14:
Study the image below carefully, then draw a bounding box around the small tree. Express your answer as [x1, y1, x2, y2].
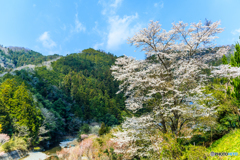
[99, 122, 108, 136]
[230, 54, 237, 66]
[90, 125, 100, 135]
[222, 55, 228, 64]
[233, 43, 240, 66]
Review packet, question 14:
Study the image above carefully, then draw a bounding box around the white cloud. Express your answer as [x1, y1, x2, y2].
[38, 32, 56, 49]
[99, 0, 123, 15]
[154, 2, 164, 8]
[231, 28, 240, 35]
[110, 0, 123, 8]
[93, 42, 104, 50]
[98, 0, 141, 50]
[107, 13, 141, 50]
[72, 13, 86, 33]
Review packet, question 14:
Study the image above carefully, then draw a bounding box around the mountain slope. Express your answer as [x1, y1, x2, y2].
[0, 48, 126, 146]
[0, 45, 61, 73]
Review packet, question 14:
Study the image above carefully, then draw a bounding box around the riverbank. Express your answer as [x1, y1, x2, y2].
[21, 152, 49, 160]
[0, 135, 80, 160]
[21, 136, 77, 160]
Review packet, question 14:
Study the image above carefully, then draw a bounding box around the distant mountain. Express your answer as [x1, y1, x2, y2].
[0, 45, 61, 73]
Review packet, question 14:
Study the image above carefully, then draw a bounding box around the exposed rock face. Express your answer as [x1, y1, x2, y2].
[0, 57, 61, 77]
[8, 46, 30, 52]
[0, 45, 30, 55]
[0, 45, 15, 69]
[0, 44, 61, 74]
[0, 150, 27, 160]
[0, 45, 9, 55]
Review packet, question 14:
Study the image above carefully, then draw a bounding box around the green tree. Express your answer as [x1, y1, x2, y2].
[12, 82, 43, 138]
[222, 55, 228, 64]
[104, 113, 118, 126]
[81, 123, 90, 134]
[0, 79, 17, 135]
[234, 43, 240, 66]
[52, 98, 65, 117]
[230, 43, 240, 67]
[0, 79, 43, 144]
[98, 122, 109, 136]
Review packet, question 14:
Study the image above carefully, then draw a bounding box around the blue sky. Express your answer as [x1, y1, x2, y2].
[0, 0, 239, 59]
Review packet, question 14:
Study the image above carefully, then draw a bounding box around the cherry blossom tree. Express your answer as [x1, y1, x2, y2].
[111, 20, 229, 157]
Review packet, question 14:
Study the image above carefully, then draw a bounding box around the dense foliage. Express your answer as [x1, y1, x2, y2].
[35, 48, 126, 124]
[0, 79, 43, 145]
[0, 48, 127, 149]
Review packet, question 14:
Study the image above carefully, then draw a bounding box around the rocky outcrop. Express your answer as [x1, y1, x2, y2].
[0, 150, 27, 160]
[0, 57, 61, 77]
[59, 138, 78, 148]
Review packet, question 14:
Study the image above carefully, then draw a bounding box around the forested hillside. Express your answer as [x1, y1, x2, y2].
[0, 45, 60, 74]
[0, 48, 126, 147]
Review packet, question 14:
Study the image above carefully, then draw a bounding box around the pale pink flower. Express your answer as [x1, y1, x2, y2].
[0, 134, 10, 144]
[80, 134, 88, 140]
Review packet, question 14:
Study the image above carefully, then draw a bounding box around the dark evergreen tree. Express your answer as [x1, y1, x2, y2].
[99, 122, 107, 136]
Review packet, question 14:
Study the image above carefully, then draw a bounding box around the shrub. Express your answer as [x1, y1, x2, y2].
[158, 133, 183, 160]
[103, 147, 123, 160]
[90, 125, 100, 135]
[181, 145, 209, 160]
[1, 137, 28, 152]
[33, 146, 41, 151]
